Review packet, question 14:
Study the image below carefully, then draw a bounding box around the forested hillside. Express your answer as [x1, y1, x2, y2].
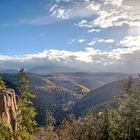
[1, 70, 140, 140]
[1, 72, 131, 124]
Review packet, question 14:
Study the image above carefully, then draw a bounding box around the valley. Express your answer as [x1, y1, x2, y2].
[1, 71, 133, 125]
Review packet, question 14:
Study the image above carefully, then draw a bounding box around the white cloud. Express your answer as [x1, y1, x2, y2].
[118, 36, 140, 48]
[89, 38, 114, 44]
[87, 2, 101, 11]
[87, 28, 101, 33]
[80, 19, 87, 24]
[87, 40, 97, 46]
[93, 7, 132, 29]
[51, 6, 71, 19]
[104, 0, 124, 7]
[78, 39, 85, 43]
[104, 39, 115, 43]
[77, 0, 140, 30]
[50, 4, 58, 12]
[17, 0, 140, 30]
[98, 39, 104, 42]
[1, 41, 140, 73]
[50, 1, 101, 20]
[77, 19, 92, 28]
[0, 55, 12, 61]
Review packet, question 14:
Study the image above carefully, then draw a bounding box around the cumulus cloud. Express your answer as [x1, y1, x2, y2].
[78, 7, 139, 29]
[0, 55, 12, 61]
[1, 32, 140, 73]
[104, 0, 124, 7]
[0, 44, 140, 72]
[76, 0, 140, 30]
[118, 36, 140, 48]
[86, 2, 101, 11]
[18, 0, 140, 30]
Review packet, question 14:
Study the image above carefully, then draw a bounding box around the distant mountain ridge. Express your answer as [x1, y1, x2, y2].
[1, 71, 134, 124]
[2, 71, 132, 92]
[28, 66, 86, 75]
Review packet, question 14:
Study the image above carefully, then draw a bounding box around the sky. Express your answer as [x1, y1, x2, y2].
[0, 0, 140, 72]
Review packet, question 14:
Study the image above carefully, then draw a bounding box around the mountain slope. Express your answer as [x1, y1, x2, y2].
[31, 86, 76, 125]
[72, 80, 125, 116]
[1, 72, 132, 125]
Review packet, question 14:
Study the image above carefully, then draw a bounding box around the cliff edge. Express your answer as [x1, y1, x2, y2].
[0, 89, 18, 132]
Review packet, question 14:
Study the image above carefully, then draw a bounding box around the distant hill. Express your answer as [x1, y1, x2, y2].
[0, 69, 18, 73]
[1, 72, 132, 101]
[28, 66, 85, 75]
[1, 71, 133, 125]
[53, 72, 131, 90]
[72, 78, 140, 116]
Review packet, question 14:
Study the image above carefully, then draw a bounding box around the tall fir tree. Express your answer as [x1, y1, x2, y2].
[116, 76, 140, 140]
[17, 68, 37, 134]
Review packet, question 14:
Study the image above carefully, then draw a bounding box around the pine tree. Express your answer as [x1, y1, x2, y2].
[45, 110, 56, 130]
[17, 68, 37, 134]
[18, 68, 29, 95]
[99, 107, 111, 140]
[116, 76, 140, 140]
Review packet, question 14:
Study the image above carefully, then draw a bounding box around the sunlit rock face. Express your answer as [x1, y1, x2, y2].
[0, 89, 18, 132]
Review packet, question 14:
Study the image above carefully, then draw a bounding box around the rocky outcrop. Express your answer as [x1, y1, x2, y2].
[0, 89, 18, 132]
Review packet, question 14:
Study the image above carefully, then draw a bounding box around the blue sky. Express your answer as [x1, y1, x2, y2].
[0, 0, 140, 72]
[0, 0, 125, 55]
